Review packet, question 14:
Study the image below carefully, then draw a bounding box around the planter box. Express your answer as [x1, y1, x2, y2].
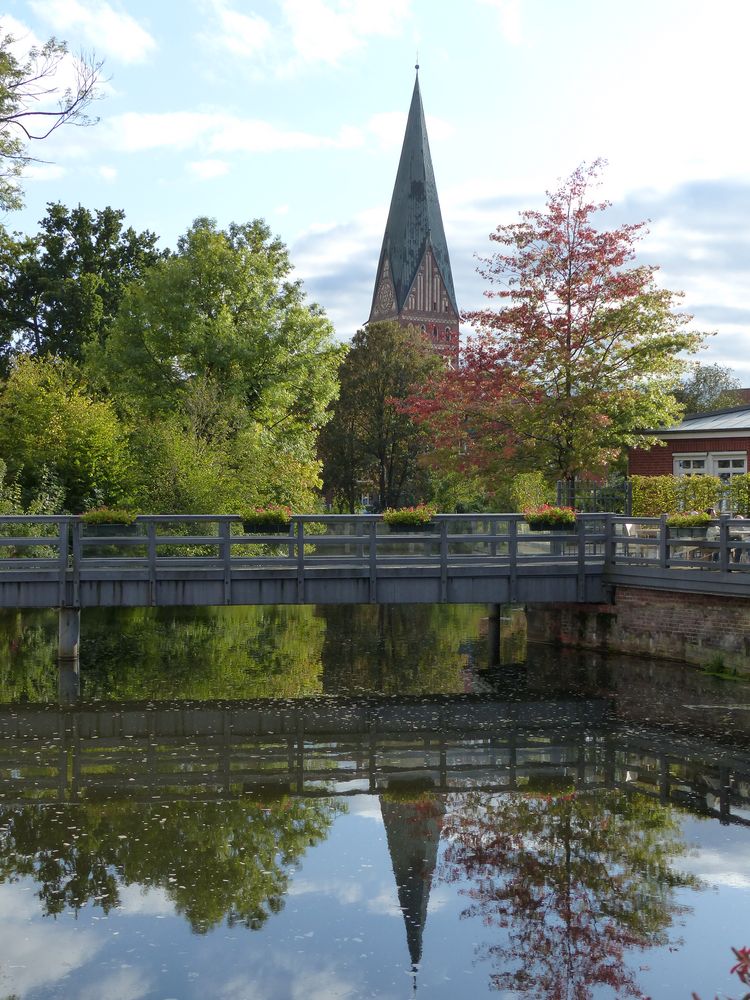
[81, 522, 143, 537]
[667, 526, 707, 539]
[242, 521, 292, 535]
[384, 522, 436, 533]
[527, 522, 576, 532]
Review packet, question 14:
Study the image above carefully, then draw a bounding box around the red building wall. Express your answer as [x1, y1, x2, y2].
[628, 437, 750, 476]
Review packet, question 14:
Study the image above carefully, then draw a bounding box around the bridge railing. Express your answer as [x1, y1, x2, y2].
[1, 512, 748, 581]
[607, 514, 750, 575]
[0, 512, 610, 572]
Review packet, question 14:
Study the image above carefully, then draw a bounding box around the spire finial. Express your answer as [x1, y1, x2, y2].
[415, 50, 419, 73]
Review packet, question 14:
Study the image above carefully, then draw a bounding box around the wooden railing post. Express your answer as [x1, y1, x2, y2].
[147, 519, 157, 607]
[57, 518, 69, 608]
[71, 517, 81, 609]
[576, 515, 586, 601]
[296, 519, 305, 603]
[719, 516, 730, 573]
[368, 520, 377, 603]
[509, 517, 518, 603]
[220, 518, 232, 605]
[659, 514, 668, 570]
[603, 513, 613, 571]
[439, 519, 448, 602]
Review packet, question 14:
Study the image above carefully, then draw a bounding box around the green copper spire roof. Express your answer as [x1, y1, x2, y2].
[372, 71, 458, 317]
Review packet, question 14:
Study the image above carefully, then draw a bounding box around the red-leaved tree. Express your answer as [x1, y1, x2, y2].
[408, 161, 706, 490]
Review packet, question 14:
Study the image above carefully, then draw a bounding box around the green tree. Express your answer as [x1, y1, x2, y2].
[0, 203, 164, 365]
[677, 362, 743, 414]
[91, 217, 343, 438]
[319, 320, 442, 511]
[0, 28, 102, 211]
[0, 355, 131, 510]
[409, 162, 705, 489]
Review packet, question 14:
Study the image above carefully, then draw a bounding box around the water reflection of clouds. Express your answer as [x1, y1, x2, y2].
[116, 883, 174, 916]
[77, 965, 152, 1000]
[678, 820, 750, 890]
[217, 957, 365, 1000]
[288, 876, 364, 905]
[0, 883, 101, 997]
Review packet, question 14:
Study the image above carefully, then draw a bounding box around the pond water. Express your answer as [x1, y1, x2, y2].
[0, 604, 749, 1000]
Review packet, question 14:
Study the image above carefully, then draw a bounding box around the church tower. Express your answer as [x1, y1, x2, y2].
[368, 68, 459, 364]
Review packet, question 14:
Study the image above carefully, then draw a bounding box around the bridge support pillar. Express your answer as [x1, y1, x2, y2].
[58, 608, 80, 661]
[487, 604, 527, 667]
[58, 659, 80, 705]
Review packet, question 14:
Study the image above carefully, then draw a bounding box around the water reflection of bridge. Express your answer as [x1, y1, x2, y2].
[1, 696, 748, 825]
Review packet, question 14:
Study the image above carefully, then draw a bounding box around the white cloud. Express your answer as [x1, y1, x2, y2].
[24, 163, 67, 180]
[188, 158, 231, 179]
[30, 0, 157, 64]
[98, 164, 117, 180]
[204, 0, 412, 76]
[477, 0, 522, 45]
[105, 110, 364, 155]
[207, 0, 273, 59]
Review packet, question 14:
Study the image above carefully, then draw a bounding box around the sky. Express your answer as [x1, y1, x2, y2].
[3, 0, 750, 378]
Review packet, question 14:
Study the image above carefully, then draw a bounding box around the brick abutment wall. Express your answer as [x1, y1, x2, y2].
[526, 586, 750, 676]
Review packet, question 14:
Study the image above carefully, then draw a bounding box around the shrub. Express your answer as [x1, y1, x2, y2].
[729, 474, 750, 515]
[523, 504, 576, 528]
[510, 472, 553, 513]
[80, 507, 138, 525]
[382, 504, 436, 527]
[240, 505, 292, 533]
[631, 476, 679, 517]
[665, 511, 711, 528]
[678, 474, 721, 512]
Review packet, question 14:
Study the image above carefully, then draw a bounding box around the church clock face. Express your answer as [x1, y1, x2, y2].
[376, 279, 394, 313]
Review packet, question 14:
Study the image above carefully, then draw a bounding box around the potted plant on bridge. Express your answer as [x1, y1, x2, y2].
[524, 505, 577, 532]
[80, 507, 140, 534]
[381, 504, 437, 532]
[666, 511, 711, 539]
[240, 505, 293, 535]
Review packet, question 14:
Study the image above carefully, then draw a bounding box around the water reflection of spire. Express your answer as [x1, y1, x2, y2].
[379, 778, 446, 982]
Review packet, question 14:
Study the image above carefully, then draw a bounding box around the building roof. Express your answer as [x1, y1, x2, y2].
[645, 404, 750, 435]
[372, 71, 458, 317]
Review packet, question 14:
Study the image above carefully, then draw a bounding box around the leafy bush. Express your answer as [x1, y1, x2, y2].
[510, 472, 553, 513]
[666, 511, 711, 528]
[240, 506, 292, 533]
[81, 507, 138, 526]
[729, 474, 750, 516]
[631, 476, 679, 517]
[382, 504, 436, 527]
[632, 474, 722, 516]
[523, 504, 576, 528]
[678, 474, 721, 513]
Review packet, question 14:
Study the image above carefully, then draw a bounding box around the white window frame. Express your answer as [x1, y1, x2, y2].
[673, 453, 707, 476]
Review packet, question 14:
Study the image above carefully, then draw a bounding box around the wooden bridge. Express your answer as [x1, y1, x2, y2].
[2, 512, 750, 612]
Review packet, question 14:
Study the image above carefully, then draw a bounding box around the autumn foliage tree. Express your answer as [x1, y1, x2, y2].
[409, 161, 705, 489]
[440, 787, 698, 999]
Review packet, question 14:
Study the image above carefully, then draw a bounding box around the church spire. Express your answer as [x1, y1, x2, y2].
[368, 70, 459, 363]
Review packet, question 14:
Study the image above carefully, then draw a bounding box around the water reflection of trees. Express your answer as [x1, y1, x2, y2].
[440, 788, 701, 999]
[0, 606, 326, 702]
[0, 797, 341, 932]
[319, 604, 486, 695]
